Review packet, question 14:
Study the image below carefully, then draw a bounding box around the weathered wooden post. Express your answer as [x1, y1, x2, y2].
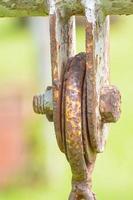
[1, 0, 133, 199]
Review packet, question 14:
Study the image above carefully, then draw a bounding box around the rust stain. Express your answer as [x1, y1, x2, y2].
[32, 3, 122, 200]
[86, 20, 98, 152]
[50, 14, 64, 152]
[62, 53, 96, 199]
[48, 10, 120, 200]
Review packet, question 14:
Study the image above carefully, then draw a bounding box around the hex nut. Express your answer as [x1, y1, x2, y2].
[100, 85, 121, 123]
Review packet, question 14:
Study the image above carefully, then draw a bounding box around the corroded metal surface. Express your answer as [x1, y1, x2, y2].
[32, 13, 121, 199]
[85, 0, 110, 153]
[100, 86, 121, 123]
[60, 51, 120, 199]
[50, 9, 76, 152]
[62, 53, 96, 200]
[31, 1, 122, 199]
[32, 51, 121, 199]
[50, 14, 63, 151]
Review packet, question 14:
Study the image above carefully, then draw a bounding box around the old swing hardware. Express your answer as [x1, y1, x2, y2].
[32, 0, 123, 199]
[4, 0, 133, 199]
[32, 0, 122, 199]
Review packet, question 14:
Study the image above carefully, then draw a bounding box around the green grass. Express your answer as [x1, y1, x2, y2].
[0, 18, 36, 84]
[0, 16, 133, 199]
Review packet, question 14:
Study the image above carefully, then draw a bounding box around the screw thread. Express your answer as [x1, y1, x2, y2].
[33, 94, 46, 114]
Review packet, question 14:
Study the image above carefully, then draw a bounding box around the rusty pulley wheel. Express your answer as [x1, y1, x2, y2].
[33, 13, 121, 200]
[62, 53, 96, 200]
[33, 52, 121, 200]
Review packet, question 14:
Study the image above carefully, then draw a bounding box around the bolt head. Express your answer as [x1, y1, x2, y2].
[100, 85, 121, 123]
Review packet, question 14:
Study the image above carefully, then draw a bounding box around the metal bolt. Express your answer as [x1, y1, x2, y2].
[33, 85, 121, 124]
[100, 85, 121, 123]
[33, 86, 53, 122]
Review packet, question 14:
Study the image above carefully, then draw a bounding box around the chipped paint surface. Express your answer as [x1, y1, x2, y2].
[49, 0, 55, 15]
[83, 0, 96, 22]
[84, 0, 111, 153]
[50, 8, 76, 152]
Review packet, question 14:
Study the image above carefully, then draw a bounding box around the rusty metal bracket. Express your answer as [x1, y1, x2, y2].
[33, 1, 122, 199]
[33, 12, 121, 200]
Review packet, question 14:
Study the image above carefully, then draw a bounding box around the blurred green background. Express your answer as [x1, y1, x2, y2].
[0, 16, 133, 200]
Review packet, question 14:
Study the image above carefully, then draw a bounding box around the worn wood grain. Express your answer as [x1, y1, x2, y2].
[1, 0, 133, 18]
[0, 0, 48, 17]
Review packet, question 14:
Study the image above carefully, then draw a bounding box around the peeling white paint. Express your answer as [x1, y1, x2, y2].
[83, 0, 96, 22]
[49, 0, 55, 14]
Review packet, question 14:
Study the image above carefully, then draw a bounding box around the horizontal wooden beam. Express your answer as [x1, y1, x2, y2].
[0, 0, 133, 18]
[102, 0, 133, 15]
[0, 0, 49, 17]
[0, 0, 84, 18]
